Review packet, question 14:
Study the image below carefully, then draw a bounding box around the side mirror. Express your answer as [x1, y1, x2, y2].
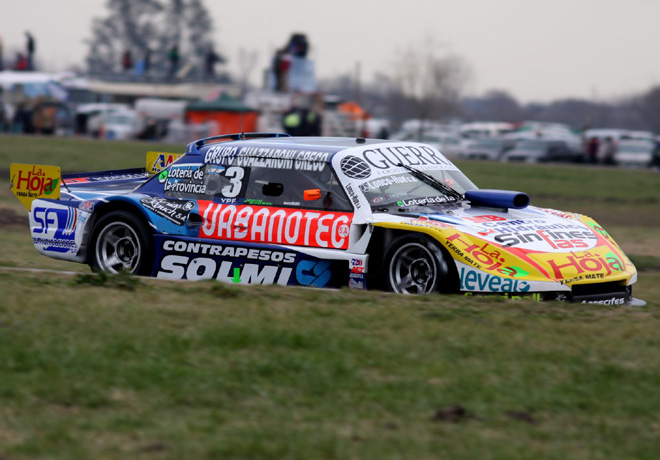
[304, 189, 322, 201]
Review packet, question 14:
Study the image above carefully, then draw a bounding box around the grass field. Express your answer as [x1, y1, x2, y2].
[0, 135, 659, 459]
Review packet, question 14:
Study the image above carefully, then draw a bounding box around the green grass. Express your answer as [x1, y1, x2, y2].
[0, 136, 659, 459]
[0, 134, 184, 173]
[0, 273, 660, 459]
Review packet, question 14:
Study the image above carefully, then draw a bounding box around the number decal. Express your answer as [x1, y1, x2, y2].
[221, 167, 244, 197]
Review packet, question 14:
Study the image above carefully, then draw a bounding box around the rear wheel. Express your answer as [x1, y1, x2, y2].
[383, 234, 449, 294]
[89, 210, 154, 275]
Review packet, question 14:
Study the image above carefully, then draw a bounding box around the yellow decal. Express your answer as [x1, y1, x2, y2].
[146, 151, 183, 175]
[530, 246, 634, 284]
[10, 163, 61, 210]
[374, 221, 540, 280]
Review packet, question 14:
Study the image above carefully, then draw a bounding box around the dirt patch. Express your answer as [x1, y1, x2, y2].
[0, 208, 28, 228]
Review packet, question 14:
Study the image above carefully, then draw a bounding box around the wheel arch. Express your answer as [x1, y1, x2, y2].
[85, 199, 154, 265]
[365, 225, 460, 293]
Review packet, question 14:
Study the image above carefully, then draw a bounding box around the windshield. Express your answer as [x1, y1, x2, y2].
[358, 168, 476, 209]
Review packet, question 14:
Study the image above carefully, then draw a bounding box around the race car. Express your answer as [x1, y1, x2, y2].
[10, 132, 642, 305]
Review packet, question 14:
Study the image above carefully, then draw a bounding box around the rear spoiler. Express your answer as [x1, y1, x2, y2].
[10, 151, 183, 210]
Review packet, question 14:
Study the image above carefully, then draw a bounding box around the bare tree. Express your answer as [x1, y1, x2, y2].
[390, 39, 471, 134]
[462, 90, 523, 122]
[636, 86, 660, 133]
[86, 0, 219, 78]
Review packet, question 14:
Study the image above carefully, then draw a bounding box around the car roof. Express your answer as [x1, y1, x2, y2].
[186, 135, 397, 162]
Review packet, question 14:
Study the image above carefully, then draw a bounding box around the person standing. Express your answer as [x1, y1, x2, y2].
[167, 44, 179, 79]
[25, 31, 35, 71]
[204, 45, 221, 80]
[122, 50, 133, 73]
[0, 87, 7, 132]
[586, 137, 600, 164]
[144, 48, 151, 76]
[601, 137, 617, 165]
[0, 36, 4, 71]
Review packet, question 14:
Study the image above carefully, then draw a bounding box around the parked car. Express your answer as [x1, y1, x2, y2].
[102, 109, 138, 140]
[393, 129, 466, 158]
[459, 138, 515, 160]
[614, 139, 655, 167]
[10, 132, 641, 305]
[459, 122, 515, 139]
[501, 140, 584, 163]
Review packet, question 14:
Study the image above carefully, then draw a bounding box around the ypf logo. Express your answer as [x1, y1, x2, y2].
[340, 156, 372, 179]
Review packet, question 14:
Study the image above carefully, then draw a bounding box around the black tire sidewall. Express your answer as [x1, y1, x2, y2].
[383, 234, 447, 294]
[89, 210, 154, 276]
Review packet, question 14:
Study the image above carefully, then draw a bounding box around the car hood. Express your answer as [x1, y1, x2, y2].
[369, 203, 636, 288]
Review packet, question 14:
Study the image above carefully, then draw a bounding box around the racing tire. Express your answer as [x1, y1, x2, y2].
[383, 234, 450, 295]
[89, 210, 154, 276]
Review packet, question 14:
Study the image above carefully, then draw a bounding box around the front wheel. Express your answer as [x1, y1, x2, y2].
[89, 210, 154, 275]
[383, 235, 450, 294]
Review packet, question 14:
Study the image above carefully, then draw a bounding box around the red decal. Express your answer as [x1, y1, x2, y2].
[198, 202, 353, 249]
[463, 215, 507, 224]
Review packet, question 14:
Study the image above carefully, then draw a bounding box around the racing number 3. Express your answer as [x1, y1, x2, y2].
[221, 167, 244, 198]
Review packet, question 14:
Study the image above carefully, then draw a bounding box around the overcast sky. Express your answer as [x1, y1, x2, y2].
[2, 0, 659, 103]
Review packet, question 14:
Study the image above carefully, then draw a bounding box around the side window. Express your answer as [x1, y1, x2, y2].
[244, 164, 353, 212]
[162, 163, 250, 201]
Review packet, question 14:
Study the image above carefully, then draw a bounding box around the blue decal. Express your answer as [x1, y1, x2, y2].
[32, 206, 78, 253]
[295, 260, 332, 287]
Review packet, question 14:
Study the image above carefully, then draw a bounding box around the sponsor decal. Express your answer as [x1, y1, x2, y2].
[581, 297, 626, 306]
[157, 255, 293, 284]
[493, 229, 598, 251]
[585, 221, 612, 240]
[467, 219, 586, 235]
[204, 145, 330, 171]
[140, 197, 194, 226]
[163, 165, 207, 195]
[397, 196, 451, 207]
[348, 278, 365, 289]
[543, 251, 624, 279]
[32, 206, 78, 253]
[540, 208, 576, 219]
[407, 217, 453, 230]
[244, 198, 273, 206]
[358, 174, 417, 193]
[146, 151, 183, 174]
[360, 145, 452, 171]
[64, 172, 147, 184]
[344, 183, 362, 209]
[350, 257, 365, 273]
[445, 232, 528, 277]
[198, 202, 353, 249]
[161, 239, 297, 263]
[295, 260, 333, 287]
[340, 156, 372, 179]
[157, 238, 298, 283]
[10, 164, 61, 210]
[79, 201, 94, 212]
[460, 266, 531, 292]
[463, 214, 507, 224]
